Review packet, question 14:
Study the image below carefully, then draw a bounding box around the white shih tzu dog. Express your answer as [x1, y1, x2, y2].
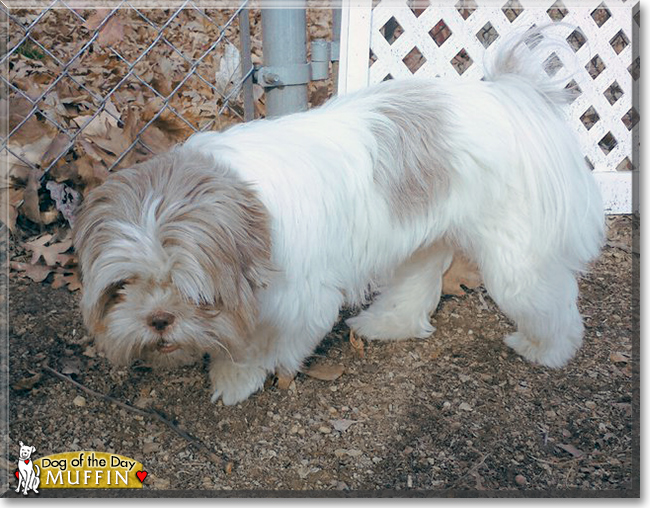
[73, 31, 605, 405]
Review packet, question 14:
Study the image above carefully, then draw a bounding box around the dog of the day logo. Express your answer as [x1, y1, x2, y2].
[14, 442, 147, 492]
[15, 441, 40, 495]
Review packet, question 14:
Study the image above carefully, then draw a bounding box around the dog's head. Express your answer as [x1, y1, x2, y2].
[18, 442, 35, 460]
[73, 148, 273, 367]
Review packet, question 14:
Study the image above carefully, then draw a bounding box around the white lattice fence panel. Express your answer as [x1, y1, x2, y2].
[339, 0, 639, 213]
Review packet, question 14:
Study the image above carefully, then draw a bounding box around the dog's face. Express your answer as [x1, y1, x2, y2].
[73, 149, 273, 367]
[18, 442, 35, 460]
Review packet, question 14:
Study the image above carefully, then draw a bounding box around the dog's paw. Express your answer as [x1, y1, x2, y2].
[209, 360, 267, 405]
[347, 312, 435, 341]
[504, 332, 577, 368]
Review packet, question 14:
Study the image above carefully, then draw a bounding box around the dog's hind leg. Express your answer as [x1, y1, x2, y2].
[479, 246, 584, 368]
[347, 242, 453, 340]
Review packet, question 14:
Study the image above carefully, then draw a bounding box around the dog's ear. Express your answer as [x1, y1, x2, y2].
[30, 446, 35, 454]
[148, 151, 274, 336]
[207, 185, 274, 335]
[19, 441, 23, 447]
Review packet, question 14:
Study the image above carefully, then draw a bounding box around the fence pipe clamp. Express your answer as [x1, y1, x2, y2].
[256, 63, 311, 87]
[255, 39, 339, 89]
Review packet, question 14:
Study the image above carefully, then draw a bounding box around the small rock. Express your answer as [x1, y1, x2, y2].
[515, 474, 527, 486]
[154, 478, 170, 489]
[73, 396, 86, 407]
[318, 426, 331, 434]
[330, 419, 357, 432]
[585, 401, 596, 409]
[459, 402, 473, 411]
[142, 442, 160, 454]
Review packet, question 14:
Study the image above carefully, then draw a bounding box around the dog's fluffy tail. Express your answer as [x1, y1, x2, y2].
[482, 26, 605, 271]
[483, 25, 576, 104]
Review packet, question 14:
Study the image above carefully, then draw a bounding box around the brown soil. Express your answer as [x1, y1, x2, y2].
[4, 215, 638, 496]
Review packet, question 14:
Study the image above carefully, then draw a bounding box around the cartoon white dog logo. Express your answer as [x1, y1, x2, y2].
[15, 441, 40, 495]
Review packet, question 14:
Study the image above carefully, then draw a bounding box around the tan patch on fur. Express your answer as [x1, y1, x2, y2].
[368, 82, 452, 220]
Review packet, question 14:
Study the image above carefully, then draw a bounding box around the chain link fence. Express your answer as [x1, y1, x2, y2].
[2, 1, 255, 230]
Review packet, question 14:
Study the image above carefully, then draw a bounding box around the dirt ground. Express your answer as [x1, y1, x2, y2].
[3, 215, 638, 496]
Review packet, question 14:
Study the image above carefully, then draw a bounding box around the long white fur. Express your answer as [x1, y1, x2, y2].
[189, 34, 603, 401]
[76, 30, 605, 405]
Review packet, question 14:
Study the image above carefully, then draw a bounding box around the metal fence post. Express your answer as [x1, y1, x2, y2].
[331, 7, 342, 94]
[238, 8, 255, 122]
[261, 3, 308, 117]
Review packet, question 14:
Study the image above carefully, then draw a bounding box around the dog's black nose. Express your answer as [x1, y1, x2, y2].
[147, 311, 176, 332]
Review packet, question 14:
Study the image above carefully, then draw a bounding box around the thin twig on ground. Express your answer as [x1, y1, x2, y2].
[42, 364, 222, 465]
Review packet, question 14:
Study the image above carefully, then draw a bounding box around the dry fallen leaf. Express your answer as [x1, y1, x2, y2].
[83, 9, 110, 31]
[140, 124, 173, 154]
[215, 42, 241, 96]
[349, 330, 365, 358]
[609, 351, 630, 363]
[556, 443, 584, 458]
[10, 261, 53, 283]
[25, 235, 72, 267]
[12, 372, 43, 391]
[55, 253, 77, 268]
[46, 181, 81, 227]
[96, 15, 124, 46]
[22, 169, 44, 224]
[51, 271, 82, 291]
[40, 133, 70, 168]
[276, 373, 295, 390]
[442, 254, 482, 296]
[60, 357, 83, 376]
[82, 345, 97, 358]
[303, 363, 344, 382]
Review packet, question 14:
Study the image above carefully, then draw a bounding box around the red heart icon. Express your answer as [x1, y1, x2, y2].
[14, 471, 19, 479]
[24, 460, 29, 464]
[136, 471, 147, 483]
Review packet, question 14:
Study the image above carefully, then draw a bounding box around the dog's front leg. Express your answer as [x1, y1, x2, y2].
[209, 354, 268, 405]
[22, 473, 31, 495]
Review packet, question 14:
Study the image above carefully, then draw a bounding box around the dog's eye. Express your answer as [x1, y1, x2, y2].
[105, 280, 130, 304]
[97, 280, 131, 319]
[197, 299, 222, 317]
